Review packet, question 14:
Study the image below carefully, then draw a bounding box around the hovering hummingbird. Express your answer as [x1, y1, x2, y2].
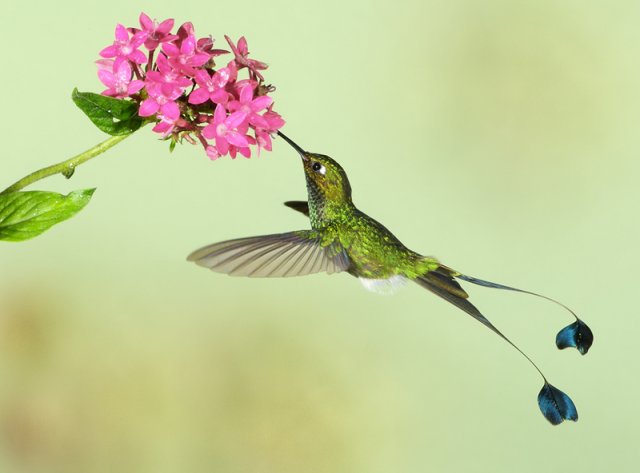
[188, 131, 593, 425]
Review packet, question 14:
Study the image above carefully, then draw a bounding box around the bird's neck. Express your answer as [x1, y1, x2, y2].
[306, 181, 354, 228]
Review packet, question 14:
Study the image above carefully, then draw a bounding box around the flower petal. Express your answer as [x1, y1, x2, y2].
[193, 69, 211, 86]
[206, 145, 220, 160]
[226, 111, 248, 129]
[202, 123, 216, 140]
[115, 24, 129, 42]
[152, 121, 173, 135]
[263, 111, 285, 130]
[157, 18, 175, 34]
[213, 104, 227, 124]
[139, 98, 160, 117]
[99, 45, 117, 58]
[249, 113, 269, 129]
[239, 83, 253, 103]
[180, 35, 196, 54]
[97, 70, 116, 88]
[127, 80, 145, 95]
[160, 101, 180, 120]
[139, 12, 153, 30]
[188, 88, 210, 105]
[130, 50, 148, 64]
[190, 53, 211, 68]
[237, 145, 251, 158]
[226, 131, 249, 148]
[213, 67, 231, 87]
[238, 36, 248, 54]
[256, 131, 272, 150]
[215, 136, 229, 155]
[251, 95, 273, 111]
[161, 42, 180, 57]
[210, 88, 229, 105]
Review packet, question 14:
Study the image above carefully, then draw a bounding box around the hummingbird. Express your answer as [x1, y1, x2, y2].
[188, 131, 593, 425]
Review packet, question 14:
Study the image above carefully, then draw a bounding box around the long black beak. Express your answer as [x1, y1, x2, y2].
[277, 131, 308, 161]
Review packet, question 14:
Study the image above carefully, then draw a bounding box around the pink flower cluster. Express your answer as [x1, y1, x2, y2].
[97, 13, 284, 159]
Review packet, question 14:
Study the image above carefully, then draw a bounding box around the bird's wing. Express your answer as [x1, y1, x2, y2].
[187, 230, 350, 277]
[284, 201, 309, 217]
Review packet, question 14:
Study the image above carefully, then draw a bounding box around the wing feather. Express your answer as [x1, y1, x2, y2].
[229, 242, 298, 276]
[187, 231, 351, 278]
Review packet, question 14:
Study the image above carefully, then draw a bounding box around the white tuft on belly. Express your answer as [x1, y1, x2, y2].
[359, 275, 407, 295]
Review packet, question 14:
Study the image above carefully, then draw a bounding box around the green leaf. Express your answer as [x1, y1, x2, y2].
[72, 88, 143, 136]
[0, 189, 96, 242]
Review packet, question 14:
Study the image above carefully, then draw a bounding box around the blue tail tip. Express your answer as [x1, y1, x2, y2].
[556, 319, 593, 355]
[538, 382, 578, 425]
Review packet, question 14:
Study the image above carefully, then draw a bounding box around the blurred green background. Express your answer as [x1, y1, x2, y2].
[1, 0, 638, 471]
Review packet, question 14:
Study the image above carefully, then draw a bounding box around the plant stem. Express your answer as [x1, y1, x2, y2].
[1, 133, 132, 195]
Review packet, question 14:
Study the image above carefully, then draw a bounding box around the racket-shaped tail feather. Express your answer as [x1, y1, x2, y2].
[453, 272, 594, 355]
[416, 268, 583, 425]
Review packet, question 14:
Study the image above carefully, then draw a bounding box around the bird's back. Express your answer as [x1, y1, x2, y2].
[324, 208, 437, 280]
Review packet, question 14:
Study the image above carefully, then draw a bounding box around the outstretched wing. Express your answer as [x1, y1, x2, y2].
[187, 231, 350, 277]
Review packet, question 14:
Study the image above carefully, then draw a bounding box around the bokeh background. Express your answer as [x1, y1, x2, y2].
[1, 0, 638, 471]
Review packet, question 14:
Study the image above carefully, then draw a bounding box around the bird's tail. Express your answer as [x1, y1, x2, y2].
[445, 266, 593, 355]
[414, 265, 592, 425]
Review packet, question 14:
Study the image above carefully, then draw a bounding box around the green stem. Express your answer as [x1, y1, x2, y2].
[1, 133, 132, 195]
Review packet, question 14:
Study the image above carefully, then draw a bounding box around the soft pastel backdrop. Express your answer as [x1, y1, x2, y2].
[1, 1, 638, 472]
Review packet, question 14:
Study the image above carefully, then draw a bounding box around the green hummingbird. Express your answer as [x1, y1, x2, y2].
[188, 131, 593, 425]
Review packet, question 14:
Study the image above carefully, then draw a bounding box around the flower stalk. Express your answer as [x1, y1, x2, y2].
[1, 133, 132, 195]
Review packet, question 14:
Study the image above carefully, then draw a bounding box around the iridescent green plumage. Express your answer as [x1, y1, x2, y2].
[188, 131, 592, 425]
[187, 133, 442, 284]
[279, 135, 441, 282]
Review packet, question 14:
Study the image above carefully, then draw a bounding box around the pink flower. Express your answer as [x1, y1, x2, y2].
[205, 145, 220, 160]
[175, 22, 194, 44]
[255, 130, 273, 153]
[145, 53, 191, 97]
[100, 24, 148, 64]
[162, 33, 210, 76]
[202, 105, 249, 156]
[225, 35, 268, 80]
[173, 23, 225, 57]
[94, 13, 284, 160]
[138, 13, 176, 50]
[152, 102, 181, 135]
[188, 66, 233, 105]
[196, 35, 228, 59]
[138, 81, 182, 118]
[262, 108, 285, 131]
[228, 84, 273, 128]
[229, 141, 253, 159]
[95, 58, 113, 72]
[98, 59, 144, 98]
[254, 107, 285, 154]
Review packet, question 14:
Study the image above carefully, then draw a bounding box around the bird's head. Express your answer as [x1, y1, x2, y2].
[277, 131, 352, 204]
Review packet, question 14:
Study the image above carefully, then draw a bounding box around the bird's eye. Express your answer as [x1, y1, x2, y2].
[311, 162, 326, 175]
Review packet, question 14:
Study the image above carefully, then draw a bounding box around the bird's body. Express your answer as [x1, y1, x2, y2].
[287, 201, 462, 297]
[188, 131, 593, 425]
[188, 141, 458, 297]
[311, 205, 434, 281]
